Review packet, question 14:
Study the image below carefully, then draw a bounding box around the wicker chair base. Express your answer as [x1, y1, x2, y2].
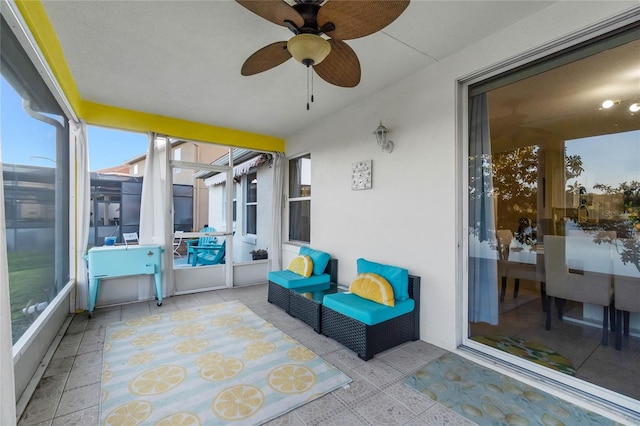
[321, 307, 417, 360]
[267, 281, 290, 313]
[321, 275, 421, 361]
[267, 258, 339, 316]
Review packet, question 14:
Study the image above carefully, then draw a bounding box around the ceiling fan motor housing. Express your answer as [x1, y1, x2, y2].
[291, 2, 322, 34]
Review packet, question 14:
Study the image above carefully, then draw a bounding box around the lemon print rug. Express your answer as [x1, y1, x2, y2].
[100, 300, 351, 425]
[404, 353, 615, 426]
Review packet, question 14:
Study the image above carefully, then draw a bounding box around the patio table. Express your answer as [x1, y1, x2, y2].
[289, 283, 340, 333]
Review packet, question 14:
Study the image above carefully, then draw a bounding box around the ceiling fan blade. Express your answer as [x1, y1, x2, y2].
[318, 0, 409, 40]
[236, 0, 304, 28]
[313, 39, 360, 88]
[241, 41, 292, 76]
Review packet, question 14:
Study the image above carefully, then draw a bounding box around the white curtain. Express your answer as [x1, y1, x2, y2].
[269, 153, 284, 271]
[468, 93, 499, 325]
[139, 134, 175, 298]
[0, 145, 17, 424]
[72, 120, 91, 311]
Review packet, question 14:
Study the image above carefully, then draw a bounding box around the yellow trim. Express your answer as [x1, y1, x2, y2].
[15, 0, 285, 152]
[15, 0, 84, 116]
[82, 102, 285, 151]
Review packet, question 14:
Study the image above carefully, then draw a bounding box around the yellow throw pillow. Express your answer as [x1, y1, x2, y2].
[349, 273, 395, 307]
[288, 255, 313, 278]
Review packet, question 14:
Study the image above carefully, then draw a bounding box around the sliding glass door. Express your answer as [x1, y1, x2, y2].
[466, 24, 640, 408]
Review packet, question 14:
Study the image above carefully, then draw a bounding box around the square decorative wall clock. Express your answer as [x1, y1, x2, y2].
[351, 160, 372, 190]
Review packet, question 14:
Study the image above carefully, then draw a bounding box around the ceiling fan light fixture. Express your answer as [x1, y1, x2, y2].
[287, 34, 331, 66]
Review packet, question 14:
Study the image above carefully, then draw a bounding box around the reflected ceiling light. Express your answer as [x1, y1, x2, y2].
[601, 99, 615, 109]
[600, 98, 639, 114]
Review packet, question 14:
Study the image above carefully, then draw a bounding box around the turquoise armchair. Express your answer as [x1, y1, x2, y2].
[185, 227, 218, 263]
[191, 240, 226, 266]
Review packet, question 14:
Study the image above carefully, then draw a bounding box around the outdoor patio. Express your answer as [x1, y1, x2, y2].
[19, 281, 637, 425]
[18, 283, 470, 426]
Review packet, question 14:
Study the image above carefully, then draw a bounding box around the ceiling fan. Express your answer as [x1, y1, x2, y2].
[237, 0, 410, 90]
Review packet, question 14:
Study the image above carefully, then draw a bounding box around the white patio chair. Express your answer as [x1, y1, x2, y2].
[122, 232, 139, 246]
[173, 231, 184, 257]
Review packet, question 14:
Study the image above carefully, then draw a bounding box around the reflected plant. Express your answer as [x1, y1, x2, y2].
[626, 201, 640, 231]
[489, 146, 583, 233]
[250, 249, 268, 260]
[591, 223, 640, 273]
[619, 202, 640, 272]
[614, 237, 640, 273]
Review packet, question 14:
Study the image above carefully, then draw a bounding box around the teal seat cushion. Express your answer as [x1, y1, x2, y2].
[357, 258, 409, 301]
[299, 246, 331, 276]
[322, 292, 414, 326]
[268, 270, 330, 293]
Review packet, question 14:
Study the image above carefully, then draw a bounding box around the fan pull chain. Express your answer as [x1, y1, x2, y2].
[306, 66, 310, 110]
[306, 66, 316, 111]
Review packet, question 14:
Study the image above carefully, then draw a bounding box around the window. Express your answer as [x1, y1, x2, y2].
[173, 147, 181, 174]
[222, 182, 237, 223]
[289, 154, 311, 243]
[173, 184, 194, 232]
[1, 15, 70, 343]
[466, 24, 639, 406]
[246, 171, 257, 235]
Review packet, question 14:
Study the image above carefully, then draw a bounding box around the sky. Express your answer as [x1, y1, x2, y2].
[1, 77, 148, 171]
[566, 131, 640, 193]
[2, 75, 638, 183]
[86, 126, 148, 171]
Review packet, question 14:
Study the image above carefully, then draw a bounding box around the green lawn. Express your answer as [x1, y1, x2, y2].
[8, 250, 55, 344]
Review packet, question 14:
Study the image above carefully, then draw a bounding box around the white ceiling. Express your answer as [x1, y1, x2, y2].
[40, 0, 558, 138]
[488, 37, 640, 153]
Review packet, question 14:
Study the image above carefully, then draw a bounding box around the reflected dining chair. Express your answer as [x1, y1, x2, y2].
[497, 229, 546, 309]
[496, 229, 515, 300]
[613, 237, 640, 350]
[544, 235, 614, 345]
[614, 274, 639, 350]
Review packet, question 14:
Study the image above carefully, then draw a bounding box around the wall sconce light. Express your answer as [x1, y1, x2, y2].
[373, 121, 394, 153]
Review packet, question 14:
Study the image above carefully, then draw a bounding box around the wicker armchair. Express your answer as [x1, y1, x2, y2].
[267, 258, 338, 313]
[321, 275, 420, 360]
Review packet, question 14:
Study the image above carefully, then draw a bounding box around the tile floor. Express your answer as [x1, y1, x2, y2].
[470, 283, 640, 401]
[17, 283, 472, 426]
[16, 282, 637, 425]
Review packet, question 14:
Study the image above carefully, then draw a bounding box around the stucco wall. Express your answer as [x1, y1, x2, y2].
[283, 2, 638, 351]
